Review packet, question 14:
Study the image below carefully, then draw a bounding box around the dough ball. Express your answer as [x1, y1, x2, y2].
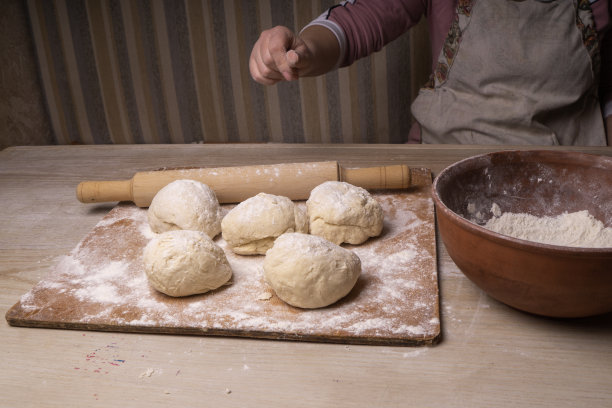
[306, 181, 383, 245]
[148, 179, 222, 238]
[264, 233, 361, 308]
[221, 193, 308, 255]
[143, 230, 232, 297]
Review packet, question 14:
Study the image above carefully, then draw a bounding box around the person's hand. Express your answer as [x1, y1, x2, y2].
[250, 26, 313, 85]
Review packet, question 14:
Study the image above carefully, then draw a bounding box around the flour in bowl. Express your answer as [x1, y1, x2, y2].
[484, 209, 612, 248]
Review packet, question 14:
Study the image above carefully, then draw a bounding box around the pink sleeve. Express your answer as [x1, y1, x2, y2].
[326, 0, 428, 66]
[326, 0, 455, 69]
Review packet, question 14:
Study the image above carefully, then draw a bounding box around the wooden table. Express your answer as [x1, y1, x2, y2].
[1, 144, 611, 407]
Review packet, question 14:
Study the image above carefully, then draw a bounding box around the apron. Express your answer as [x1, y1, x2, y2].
[410, 0, 606, 145]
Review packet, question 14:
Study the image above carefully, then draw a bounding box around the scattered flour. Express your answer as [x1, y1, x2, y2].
[14, 191, 440, 345]
[484, 209, 612, 248]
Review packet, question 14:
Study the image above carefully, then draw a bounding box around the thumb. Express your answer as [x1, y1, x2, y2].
[286, 49, 300, 68]
[287, 40, 313, 70]
[280, 39, 310, 80]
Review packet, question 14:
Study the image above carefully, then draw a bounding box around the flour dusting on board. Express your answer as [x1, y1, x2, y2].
[11, 189, 439, 345]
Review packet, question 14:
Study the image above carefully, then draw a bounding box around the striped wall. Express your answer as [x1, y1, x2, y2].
[27, 0, 430, 144]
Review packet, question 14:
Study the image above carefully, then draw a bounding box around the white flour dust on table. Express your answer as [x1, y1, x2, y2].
[483, 205, 612, 248]
[12, 190, 440, 345]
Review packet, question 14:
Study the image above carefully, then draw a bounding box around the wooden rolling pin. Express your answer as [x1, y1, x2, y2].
[77, 161, 430, 207]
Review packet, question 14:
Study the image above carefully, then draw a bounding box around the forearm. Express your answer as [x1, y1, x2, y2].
[298, 25, 341, 77]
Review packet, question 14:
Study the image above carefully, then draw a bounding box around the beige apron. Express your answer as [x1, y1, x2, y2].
[411, 0, 606, 145]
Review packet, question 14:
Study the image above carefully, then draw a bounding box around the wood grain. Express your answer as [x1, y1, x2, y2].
[7, 186, 440, 346]
[1, 145, 611, 408]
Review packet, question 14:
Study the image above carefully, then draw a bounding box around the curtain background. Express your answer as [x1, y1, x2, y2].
[27, 0, 431, 144]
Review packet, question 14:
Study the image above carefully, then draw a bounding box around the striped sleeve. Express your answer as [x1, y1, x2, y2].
[303, 0, 427, 67]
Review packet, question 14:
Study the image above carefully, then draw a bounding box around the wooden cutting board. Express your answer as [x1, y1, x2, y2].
[6, 181, 440, 346]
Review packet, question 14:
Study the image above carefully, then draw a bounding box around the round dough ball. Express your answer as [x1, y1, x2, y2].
[264, 233, 361, 308]
[306, 181, 383, 245]
[143, 230, 232, 297]
[148, 179, 222, 238]
[221, 193, 308, 255]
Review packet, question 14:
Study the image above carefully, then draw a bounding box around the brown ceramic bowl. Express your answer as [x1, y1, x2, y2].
[432, 150, 612, 318]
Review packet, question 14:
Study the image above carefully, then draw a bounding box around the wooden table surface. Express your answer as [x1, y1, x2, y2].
[1, 144, 611, 407]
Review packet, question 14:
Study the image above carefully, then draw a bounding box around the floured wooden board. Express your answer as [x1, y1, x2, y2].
[7, 184, 440, 346]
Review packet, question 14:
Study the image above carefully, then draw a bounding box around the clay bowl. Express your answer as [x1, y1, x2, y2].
[432, 150, 612, 318]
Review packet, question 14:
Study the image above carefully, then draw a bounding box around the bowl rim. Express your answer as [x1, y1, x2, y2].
[432, 149, 612, 256]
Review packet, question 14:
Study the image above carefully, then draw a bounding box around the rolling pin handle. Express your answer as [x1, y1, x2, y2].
[77, 180, 133, 203]
[340, 164, 430, 190]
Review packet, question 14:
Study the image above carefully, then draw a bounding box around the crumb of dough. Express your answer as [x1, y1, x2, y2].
[139, 368, 161, 379]
[490, 202, 502, 217]
[256, 291, 273, 301]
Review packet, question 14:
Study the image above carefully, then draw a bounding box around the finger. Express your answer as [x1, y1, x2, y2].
[254, 33, 289, 81]
[250, 51, 285, 85]
[253, 47, 285, 83]
[260, 44, 278, 72]
[249, 39, 283, 84]
[250, 56, 282, 85]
